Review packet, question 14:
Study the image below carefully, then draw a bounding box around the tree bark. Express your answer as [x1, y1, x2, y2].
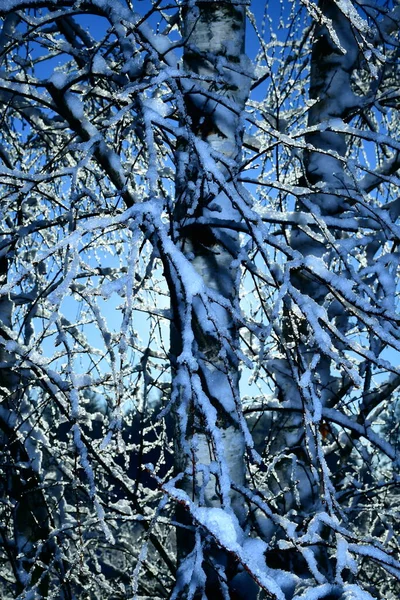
[272, 0, 360, 581]
[170, 1, 252, 596]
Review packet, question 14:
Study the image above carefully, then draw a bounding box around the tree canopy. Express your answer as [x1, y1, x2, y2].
[0, 1, 400, 598]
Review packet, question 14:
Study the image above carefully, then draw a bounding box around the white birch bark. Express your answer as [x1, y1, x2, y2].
[170, 0, 252, 594]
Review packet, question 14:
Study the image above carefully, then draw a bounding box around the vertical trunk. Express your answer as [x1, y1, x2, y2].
[298, 0, 358, 393]
[291, 0, 358, 361]
[273, 0, 359, 580]
[170, 1, 252, 596]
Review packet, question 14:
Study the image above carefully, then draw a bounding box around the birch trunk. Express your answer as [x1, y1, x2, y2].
[272, 0, 359, 577]
[291, 0, 357, 389]
[171, 0, 252, 595]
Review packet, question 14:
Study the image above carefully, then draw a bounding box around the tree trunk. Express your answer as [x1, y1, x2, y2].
[170, 1, 252, 596]
[272, 0, 360, 581]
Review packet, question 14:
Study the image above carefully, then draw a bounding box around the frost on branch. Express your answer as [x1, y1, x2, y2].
[0, 0, 399, 599]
